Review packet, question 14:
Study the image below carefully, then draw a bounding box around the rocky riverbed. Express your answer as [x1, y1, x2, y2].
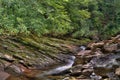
[0, 35, 120, 80]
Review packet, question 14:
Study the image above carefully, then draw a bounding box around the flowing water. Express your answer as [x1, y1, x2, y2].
[6, 55, 76, 80]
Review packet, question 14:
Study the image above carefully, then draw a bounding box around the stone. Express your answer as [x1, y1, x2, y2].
[103, 78, 109, 80]
[82, 69, 93, 76]
[90, 72, 102, 80]
[104, 44, 118, 52]
[89, 53, 120, 79]
[0, 71, 10, 80]
[69, 65, 82, 76]
[0, 54, 15, 62]
[90, 53, 120, 68]
[87, 42, 104, 49]
[77, 79, 91, 80]
[77, 50, 91, 56]
[115, 67, 120, 76]
[94, 48, 103, 56]
[5, 64, 23, 76]
[77, 75, 91, 80]
[63, 77, 76, 80]
[93, 67, 113, 76]
[70, 65, 82, 72]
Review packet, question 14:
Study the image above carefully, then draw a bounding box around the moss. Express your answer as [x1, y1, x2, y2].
[0, 35, 91, 69]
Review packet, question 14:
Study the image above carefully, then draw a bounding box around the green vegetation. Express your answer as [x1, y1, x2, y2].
[0, 0, 120, 39]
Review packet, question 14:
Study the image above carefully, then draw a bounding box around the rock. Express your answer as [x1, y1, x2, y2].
[0, 61, 5, 71]
[107, 72, 120, 80]
[90, 53, 120, 68]
[82, 63, 93, 69]
[76, 79, 91, 80]
[103, 78, 110, 80]
[69, 65, 82, 76]
[70, 65, 82, 72]
[4, 64, 23, 76]
[90, 72, 102, 80]
[87, 41, 104, 50]
[0, 54, 15, 62]
[69, 72, 82, 77]
[13, 54, 24, 60]
[6, 75, 29, 80]
[76, 50, 91, 56]
[111, 35, 120, 43]
[2, 45, 8, 49]
[75, 56, 91, 64]
[61, 44, 79, 53]
[115, 67, 120, 76]
[115, 49, 120, 53]
[82, 69, 93, 76]
[93, 67, 113, 76]
[104, 44, 118, 52]
[0, 53, 4, 57]
[94, 48, 103, 56]
[76, 75, 91, 80]
[63, 77, 76, 80]
[89, 53, 120, 79]
[0, 71, 10, 80]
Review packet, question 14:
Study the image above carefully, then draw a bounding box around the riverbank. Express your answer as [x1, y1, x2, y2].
[0, 35, 90, 80]
[0, 34, 119, 80]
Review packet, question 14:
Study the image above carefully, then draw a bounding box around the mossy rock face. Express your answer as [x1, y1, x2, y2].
[0, 35, 90, 69]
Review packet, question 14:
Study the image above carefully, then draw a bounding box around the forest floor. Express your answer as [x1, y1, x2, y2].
[0, 34, 120, 80]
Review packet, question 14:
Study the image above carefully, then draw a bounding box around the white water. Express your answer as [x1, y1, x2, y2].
[36, 56, 75, 78]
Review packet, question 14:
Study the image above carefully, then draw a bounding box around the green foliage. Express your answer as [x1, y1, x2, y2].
[0, 0, 119, 39]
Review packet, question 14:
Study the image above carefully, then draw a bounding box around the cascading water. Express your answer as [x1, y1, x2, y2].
[35, 55, 76, 78]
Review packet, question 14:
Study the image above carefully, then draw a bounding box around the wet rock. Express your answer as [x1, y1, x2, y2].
[0, 71, 10, 80]
[90, 72, 102, 80]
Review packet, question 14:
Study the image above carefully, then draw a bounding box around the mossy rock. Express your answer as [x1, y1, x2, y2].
[0, 35, 90, 69]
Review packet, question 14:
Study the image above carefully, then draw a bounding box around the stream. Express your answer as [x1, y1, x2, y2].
[0, 35, 120, 80]
[6, 51, 120, 80]
[35, 55, 76, 80]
